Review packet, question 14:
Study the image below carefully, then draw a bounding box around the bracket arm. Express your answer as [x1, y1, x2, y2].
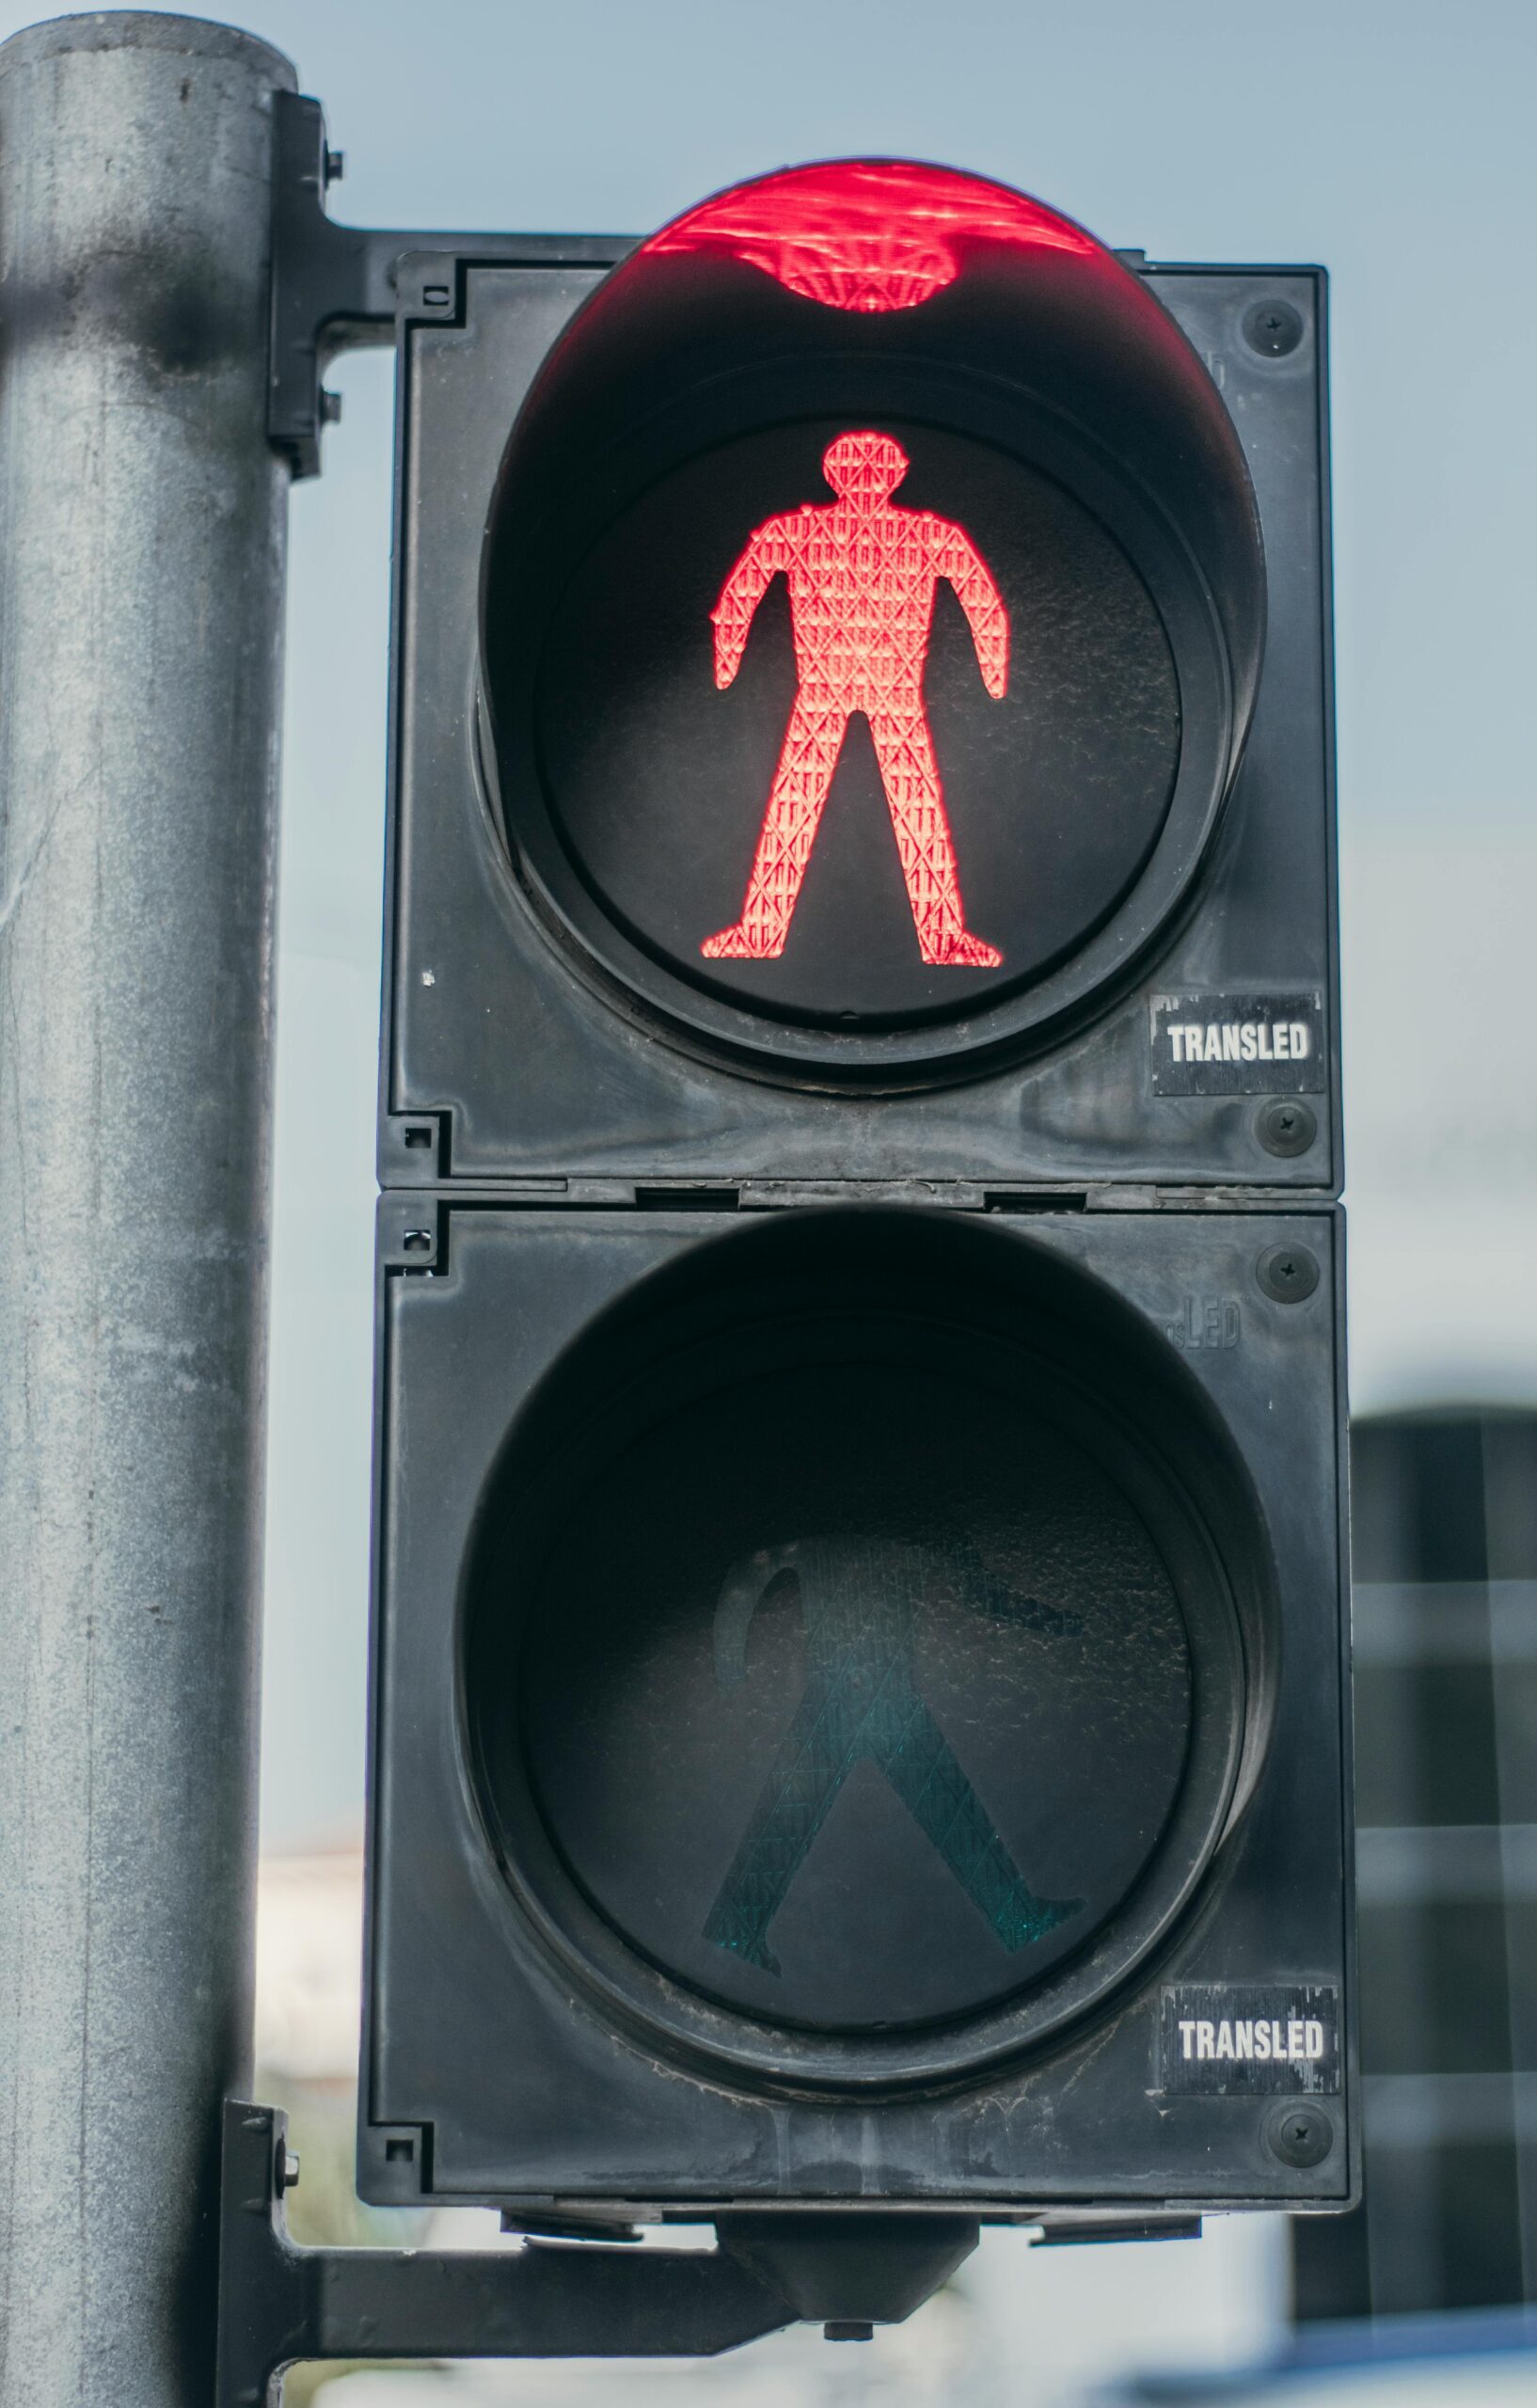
[268, 91, 630, 475]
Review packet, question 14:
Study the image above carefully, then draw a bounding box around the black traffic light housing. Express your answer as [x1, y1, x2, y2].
[380, 168, 1335, 1189]
[365, 1198, 1348, 2220]
[362, 161, 1353, 2233]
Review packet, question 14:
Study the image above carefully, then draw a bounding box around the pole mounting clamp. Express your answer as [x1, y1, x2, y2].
[267, 91, 631, 477]
[215, 2100, 977, 2399]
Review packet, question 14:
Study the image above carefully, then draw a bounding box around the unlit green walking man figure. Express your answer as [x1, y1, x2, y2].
[704, 1536, 1083, 1975]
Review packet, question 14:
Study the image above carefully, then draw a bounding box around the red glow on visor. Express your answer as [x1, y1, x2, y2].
[645, 158, 1099, 314]
[703, 432, 1006, 969]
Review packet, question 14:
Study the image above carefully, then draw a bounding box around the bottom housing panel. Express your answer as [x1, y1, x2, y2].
[362, 1201, 1353, 2217]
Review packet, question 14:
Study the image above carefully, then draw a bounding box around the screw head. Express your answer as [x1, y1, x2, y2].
[1243, 298, 1305, 357]
[824, 2322, 876, 2343]
[1264, 2101, 1333, 2168]
[277, 2147, 301, 2193]
[319, 388, 343, 426]
[1256, 1242, 1320, 1303]
[324, 146, 345, 185]
[1257, 1098, 1318, 1159]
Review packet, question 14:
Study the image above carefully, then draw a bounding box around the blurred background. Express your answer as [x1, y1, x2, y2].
[27, 0, 1537, 2397]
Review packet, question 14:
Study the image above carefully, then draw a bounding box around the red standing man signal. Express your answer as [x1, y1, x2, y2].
[703, 430, 1008, 968]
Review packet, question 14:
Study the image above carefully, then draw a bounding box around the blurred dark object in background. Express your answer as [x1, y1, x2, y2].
[1293, 1409, 1537, 2320]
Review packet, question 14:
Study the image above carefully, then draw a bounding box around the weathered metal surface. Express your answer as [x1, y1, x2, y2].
[0, 15, 293, 2402]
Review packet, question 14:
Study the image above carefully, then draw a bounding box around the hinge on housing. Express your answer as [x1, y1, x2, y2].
[380, 1199, 441, 1272]
[1034, 2216, 1201, 2246]
[381, 1112, 449, 1179]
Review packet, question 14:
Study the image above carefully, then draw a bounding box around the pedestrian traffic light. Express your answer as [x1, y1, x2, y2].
[363, 160, 1352, 2238]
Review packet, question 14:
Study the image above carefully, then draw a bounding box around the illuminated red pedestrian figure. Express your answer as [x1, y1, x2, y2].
[702, 430, 1008, 967]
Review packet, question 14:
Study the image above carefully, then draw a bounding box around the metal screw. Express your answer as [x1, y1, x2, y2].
[1256, 1242, 1320, 1303]
[276, 2147, 300, 2192]
[319, 388, 343, 426]
[1257, 1099, 1318, 1159]
[1242, 299, 1304, 357]
[824, 2321, 875, 2342]
[324, 146, 345, 185]
[1264, 2102, 1333, 2168]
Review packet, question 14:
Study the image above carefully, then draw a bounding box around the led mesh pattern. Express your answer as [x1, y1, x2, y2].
[645, 157, 1099, 315]
[704, 431, 1008, 967]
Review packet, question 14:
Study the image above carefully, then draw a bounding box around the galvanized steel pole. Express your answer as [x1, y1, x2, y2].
[0, 15, 295, 2401]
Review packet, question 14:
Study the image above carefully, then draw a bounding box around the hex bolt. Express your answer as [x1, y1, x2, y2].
[1242, 299, 1304, 356]
[320, 388, 343, 426]
[1256, 1243, 1320, 1303]
[1264, 2102, 1333, 2169]
[1257, 1098, 1318, 1159]
[276, 2147, 301, 2193]
[324, 145, 344, 184]
[824, 2321, 875, 2343]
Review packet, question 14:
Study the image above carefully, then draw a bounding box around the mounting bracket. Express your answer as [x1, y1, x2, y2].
[267, 91, 630, 476]
[216, 2102, 978, 2401]
[266, 94, 1152, 482]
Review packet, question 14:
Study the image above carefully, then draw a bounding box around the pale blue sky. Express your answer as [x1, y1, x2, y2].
[5, 3, 1532, 1840]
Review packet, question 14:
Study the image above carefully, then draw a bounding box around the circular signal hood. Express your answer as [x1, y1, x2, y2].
[463, 1212, 1268, 2094]
[482, 161, 1264, 1085]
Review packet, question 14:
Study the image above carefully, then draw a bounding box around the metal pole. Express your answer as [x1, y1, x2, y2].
[0, 15, 295, 2401]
